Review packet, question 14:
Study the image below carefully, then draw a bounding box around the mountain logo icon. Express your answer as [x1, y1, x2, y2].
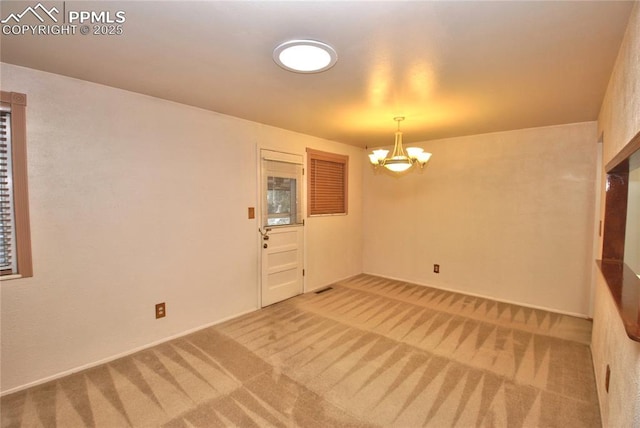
[1, 3, 59, 24]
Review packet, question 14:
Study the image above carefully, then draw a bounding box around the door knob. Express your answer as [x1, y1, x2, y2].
[263, 243, 268, 249]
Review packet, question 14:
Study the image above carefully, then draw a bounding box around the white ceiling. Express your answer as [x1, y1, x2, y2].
[0, 1, 635, 147]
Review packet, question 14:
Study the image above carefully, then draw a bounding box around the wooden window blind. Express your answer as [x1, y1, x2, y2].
[0, 110, 15, 274]
[307, 148, 348, 216]
[0, 91, 32, 278]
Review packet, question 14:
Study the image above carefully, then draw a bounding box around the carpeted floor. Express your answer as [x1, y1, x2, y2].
[1, 274, 600, 427]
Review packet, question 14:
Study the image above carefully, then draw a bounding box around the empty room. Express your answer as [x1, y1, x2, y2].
[1, 1, 639, 427]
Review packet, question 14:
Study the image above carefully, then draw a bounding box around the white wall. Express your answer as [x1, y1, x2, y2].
[593, 3, 640, 427]
[0, 63, 363, 393]
[363, 122, 598, 316]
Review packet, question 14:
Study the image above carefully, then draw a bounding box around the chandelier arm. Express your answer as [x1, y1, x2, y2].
[392, 131, 406, 158]
[390, 134, 398, 158]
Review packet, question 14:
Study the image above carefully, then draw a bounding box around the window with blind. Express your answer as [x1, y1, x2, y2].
[307, 148, 348, 216]
[0, 109, 16, 273]
[0, 91, 32, 279]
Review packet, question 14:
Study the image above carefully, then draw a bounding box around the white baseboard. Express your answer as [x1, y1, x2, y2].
[1, 307, 259, 397]
[362, 272, 591, 320]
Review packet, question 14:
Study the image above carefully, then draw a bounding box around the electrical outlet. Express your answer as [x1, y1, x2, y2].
[434, 264, 440, 273]
[155, 302, 166, 319]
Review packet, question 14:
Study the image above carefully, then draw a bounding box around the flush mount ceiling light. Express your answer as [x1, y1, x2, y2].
[273, 40, 337, 73]
[369, 117, 432, 173]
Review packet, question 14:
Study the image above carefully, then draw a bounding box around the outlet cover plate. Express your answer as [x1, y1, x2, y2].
[155, 302, 166, 319]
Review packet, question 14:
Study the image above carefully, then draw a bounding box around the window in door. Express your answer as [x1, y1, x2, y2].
[262, 158, 302, 227]
[267, 176, 298, 226]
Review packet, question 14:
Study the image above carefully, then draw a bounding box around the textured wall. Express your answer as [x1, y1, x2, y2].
[0, 63, 363, 393]
[363, 122, 598, 316]
[598, 3, 640, 163]
[593, 3, 640, 427]
[591, 272, 640, 427]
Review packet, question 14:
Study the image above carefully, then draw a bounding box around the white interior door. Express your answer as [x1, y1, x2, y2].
[260, 150, 304, 307]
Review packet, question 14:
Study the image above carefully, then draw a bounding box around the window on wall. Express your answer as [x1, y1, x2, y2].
[0, 91, 32, 278]
[306, 148, 348, 216]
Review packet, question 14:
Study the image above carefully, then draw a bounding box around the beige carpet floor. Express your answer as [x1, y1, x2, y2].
[1, 274, 600, 427]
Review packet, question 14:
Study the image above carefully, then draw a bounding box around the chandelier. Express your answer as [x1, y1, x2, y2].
[368, 117, 432, 173]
